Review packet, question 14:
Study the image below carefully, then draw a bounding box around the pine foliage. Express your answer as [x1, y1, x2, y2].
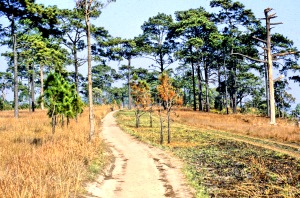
[40, 72, 84, 133]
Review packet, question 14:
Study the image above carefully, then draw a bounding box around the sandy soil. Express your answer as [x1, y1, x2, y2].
[85, 111, 195, 198]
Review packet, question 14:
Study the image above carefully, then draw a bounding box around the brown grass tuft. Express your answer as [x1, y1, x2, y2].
[0, 105, 111, 197]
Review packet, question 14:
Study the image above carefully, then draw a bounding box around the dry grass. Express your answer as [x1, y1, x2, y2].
[116, 110, 300, 197]
[172, 109, 300, 144]
[0, 105, 111, 197]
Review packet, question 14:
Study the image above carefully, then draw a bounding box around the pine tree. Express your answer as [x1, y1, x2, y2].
[41, 72, 83, 134]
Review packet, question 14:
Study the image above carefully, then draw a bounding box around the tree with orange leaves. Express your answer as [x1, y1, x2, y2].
[130, 74, 152, 128]
[157, 73, 183, 144]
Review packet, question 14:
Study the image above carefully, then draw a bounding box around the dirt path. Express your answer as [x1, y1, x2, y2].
[85, 111, 194, 198]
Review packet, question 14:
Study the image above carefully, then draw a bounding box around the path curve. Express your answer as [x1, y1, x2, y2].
[86, 111, 195, 198]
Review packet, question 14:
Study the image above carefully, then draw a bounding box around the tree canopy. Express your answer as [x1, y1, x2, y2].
[0, 0, 299, 120]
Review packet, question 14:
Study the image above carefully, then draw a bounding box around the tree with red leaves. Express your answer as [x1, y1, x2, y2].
[157, 73, 183, 144]
[130, 74, 152, 128]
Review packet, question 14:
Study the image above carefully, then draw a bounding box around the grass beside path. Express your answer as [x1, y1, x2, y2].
[0, 105, 111, 197]
[115, 110, 300, 197]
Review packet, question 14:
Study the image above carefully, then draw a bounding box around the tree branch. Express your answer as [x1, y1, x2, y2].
[231, 52, 267, 63]
[143, 56, 157, 62]
[272, 51, 300, 58]
[253, 36, 267, 43]
[270, 22, 283, 25]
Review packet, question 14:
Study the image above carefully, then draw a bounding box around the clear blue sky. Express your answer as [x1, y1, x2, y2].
[1, 0, 300, 107]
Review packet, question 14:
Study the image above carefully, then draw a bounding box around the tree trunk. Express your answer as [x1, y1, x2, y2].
[67, 117, 70, 126]
[51, 105, 56, 135]
[264, 48, 270, 116]
[40, 64, 44, 110]
[191, 62, 196, 111]
[135, 110, 140, 128]
[149, 106, 153, 127]
[61, 114, 65, 127]
[85, 1, 95, 141]
[204, 61, 210, 112]
[231, 66, 237, 114]
[13, 33, 18, 118]
[265, 9, 276, 124]
[167, 109, 171, 144]
[31, 64, 35, 112]
[52, 115, 56, 135]
[217, 63, 223, 111]
[74, 47, 79, 94]
[281, 92, 284, 118]
[1, 87, 5, 101]
[159, 103, 163, 144]
[122, 94, 125, 108]
[159, 51, 164, 73]
[224, 53, 229, 114]
[183, 88, 187, 105]
[197, 63, 203, 111]
[128, 58, 131, 110]
[27, 64, 31, 112]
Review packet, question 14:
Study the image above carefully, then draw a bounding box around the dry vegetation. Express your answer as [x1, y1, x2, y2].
[0, 106, 111, 197]
[173, 109, 300, 144]
[116, 110, 300, 197]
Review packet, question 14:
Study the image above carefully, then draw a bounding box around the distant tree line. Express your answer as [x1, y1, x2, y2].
[1, 0, 300, 124]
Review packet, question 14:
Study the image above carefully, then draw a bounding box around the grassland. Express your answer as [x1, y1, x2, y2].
[115, 110, 300, 197]
[0, 106, 111, 197]
[173, 109, 300, 143]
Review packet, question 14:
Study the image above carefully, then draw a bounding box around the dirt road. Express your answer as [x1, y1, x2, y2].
[86, 111, 194, 198]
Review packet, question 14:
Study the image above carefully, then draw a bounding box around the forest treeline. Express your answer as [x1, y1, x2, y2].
[1, 0, 300, 119]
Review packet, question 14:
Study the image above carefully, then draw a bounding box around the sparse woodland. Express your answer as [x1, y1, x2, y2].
[1, 0, 300, 197]
[0, 0, 300, 119]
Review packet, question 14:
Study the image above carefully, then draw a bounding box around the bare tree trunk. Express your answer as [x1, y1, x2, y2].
[135, 109, 140, 128]
[217, 63, 223, 111]
[52, 116, 56, 134]
[159, 102, 164, 144]
[51, 105, 56, 135]
[167, 109, 171, 144]
[232, 66, 237, 114]
[31, 64, 35, 112]
[149, 106, 153, 127]
[264, 48, 270, 116]
[74, 50, 79, 94]
[225, 65, 229, 114]
[281, 92, 285, 118]
[61, 114, 65, 127]
[204, 61, 210, 112]
[85, 0, 95, 141]
[265, 9, 276, 125]
[74, 48, 79, 95]
[191, 62, 196, 111]
[40, 64, 44, 110]
[128, 58, 131, 110]
[196, 64, 203, 111]
[27, 63, 31, 112]
[13, 33, 18, 118]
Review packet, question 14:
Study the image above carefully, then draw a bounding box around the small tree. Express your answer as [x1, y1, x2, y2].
[130, 74, 152, 128]
[41, 72, 84, 134]
[157, 73, 183, 144]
